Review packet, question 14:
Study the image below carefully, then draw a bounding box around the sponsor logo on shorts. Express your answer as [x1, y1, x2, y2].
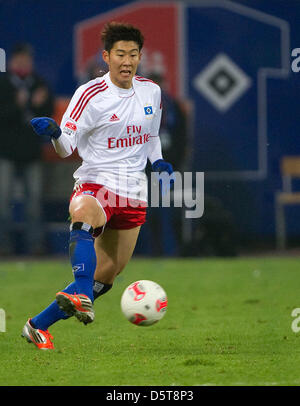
[82, 190, 94, 195]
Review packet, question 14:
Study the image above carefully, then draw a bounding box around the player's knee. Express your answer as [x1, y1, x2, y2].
[71, 206, 93, 224]
[70, 197, 104, 228]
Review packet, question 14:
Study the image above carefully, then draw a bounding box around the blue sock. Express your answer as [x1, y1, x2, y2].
[30, 224, 96, 331]
[69, 227, 96, 302]
[31, 282, 77, 331]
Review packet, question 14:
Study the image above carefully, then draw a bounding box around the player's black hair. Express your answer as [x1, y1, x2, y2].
[101, 21, 144, 52]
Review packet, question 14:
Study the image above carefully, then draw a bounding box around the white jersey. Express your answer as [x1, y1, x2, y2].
[53, 72, 163, 202]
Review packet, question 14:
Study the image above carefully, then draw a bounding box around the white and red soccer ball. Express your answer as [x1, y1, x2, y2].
[121, 280, 168, 326]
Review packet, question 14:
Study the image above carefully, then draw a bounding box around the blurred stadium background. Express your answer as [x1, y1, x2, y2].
[1, 0, 300, 259]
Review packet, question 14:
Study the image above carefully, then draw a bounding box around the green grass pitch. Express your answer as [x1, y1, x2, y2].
[0, 257, 300, 386]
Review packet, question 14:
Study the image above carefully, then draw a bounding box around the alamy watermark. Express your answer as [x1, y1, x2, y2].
[0, 48, 6, 72]
[150, 171, 204, 219]
[291, 308, 300, 333]
[291, 48, 300, 73]
[0, 309, 5, 332]
[75, 169, 205, 219]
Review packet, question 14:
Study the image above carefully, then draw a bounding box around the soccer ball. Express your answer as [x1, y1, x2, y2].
[120, 280, 168, 326]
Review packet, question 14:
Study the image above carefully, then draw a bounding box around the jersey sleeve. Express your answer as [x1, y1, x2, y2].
[147, 86, 163, 164]
[52, 85, 95, 158]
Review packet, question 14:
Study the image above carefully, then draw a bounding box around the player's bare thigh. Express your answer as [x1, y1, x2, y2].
[69, 195, 106, 229]
[93, 226, 141, 285]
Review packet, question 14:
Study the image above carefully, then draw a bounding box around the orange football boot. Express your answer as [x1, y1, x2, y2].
[21, 319, 54, 350]
[56, 292, 94, 324]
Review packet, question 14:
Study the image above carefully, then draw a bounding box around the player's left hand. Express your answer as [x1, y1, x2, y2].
[152, 159, 175, 195]
[152, 159, 173, 175]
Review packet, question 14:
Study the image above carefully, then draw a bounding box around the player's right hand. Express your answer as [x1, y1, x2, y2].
[30, 117, 62, 139]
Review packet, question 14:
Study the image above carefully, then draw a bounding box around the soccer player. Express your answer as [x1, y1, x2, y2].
[21, 22, 174, 349]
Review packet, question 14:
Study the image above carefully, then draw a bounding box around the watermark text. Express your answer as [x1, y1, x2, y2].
[0, 48, 6, 72]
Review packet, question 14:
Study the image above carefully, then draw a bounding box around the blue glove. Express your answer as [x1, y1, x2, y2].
[152, 159, 175, 195]
[30, 117, 61, 139]
[152, 159, 173, 175]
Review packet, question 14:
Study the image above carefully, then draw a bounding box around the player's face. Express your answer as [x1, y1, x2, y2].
[103, 41, 141, 89]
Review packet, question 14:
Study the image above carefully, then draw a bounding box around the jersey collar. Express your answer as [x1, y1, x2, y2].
[105, 72, 135, 98]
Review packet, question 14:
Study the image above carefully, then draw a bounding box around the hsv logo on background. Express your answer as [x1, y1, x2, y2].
[193, 53, 252, 113]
